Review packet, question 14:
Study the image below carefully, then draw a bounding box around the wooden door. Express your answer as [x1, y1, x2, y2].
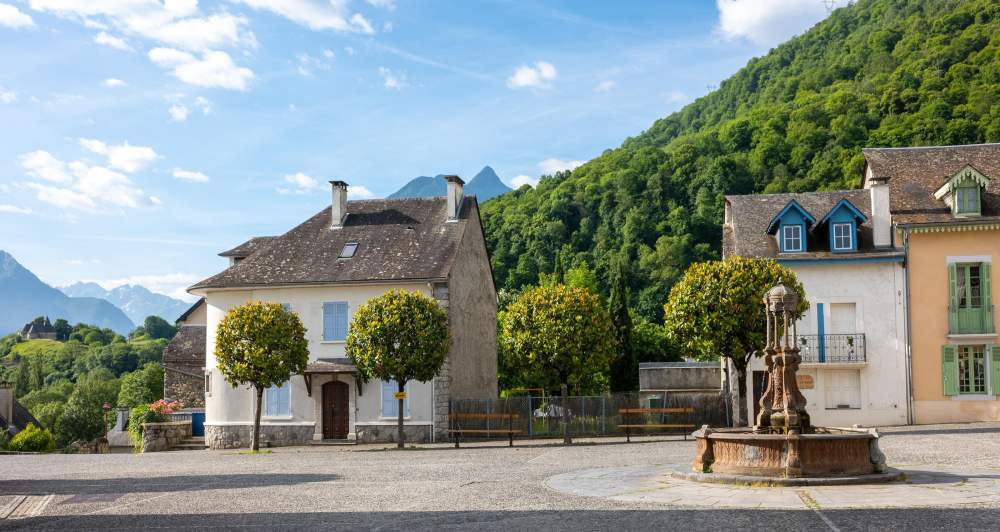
[322, 380, 350, 440]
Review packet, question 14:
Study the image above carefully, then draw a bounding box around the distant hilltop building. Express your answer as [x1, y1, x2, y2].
[18, 316, 57, 340]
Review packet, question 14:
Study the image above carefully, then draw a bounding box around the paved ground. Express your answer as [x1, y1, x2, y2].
[2, 423, 1000, 531]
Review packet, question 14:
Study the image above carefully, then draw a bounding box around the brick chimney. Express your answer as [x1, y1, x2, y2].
[444, 175, 464, 221]
[869, 176, 891, 248]
[330, 180, 348, 229]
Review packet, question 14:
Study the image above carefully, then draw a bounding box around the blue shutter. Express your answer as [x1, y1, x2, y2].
[277, 384, 290, 415]
[382, 381, 397, 417]
[323, 303, 335, 341]
[323, 302, 349, 341]
[266, 385, 279, 416]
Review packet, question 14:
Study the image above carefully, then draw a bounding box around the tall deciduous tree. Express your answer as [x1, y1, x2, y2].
[664, 257, 807, 427]
[608, 255, 637, 392]
[500, 284, 616, 443]
[215, 302, 309, 451]
[346, 290, 449, 449]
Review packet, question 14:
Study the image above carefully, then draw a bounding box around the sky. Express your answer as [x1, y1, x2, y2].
[0, 0, 836, 301]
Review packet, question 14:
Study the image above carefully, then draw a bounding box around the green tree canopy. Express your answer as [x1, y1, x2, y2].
[117, 363, 165, 408]
[143, 316, 178, 340]
[663, 257, 807, 426]
[346, 290, 449, 448]
[608, 254, 637, 392]
[215, 301, 309, 451]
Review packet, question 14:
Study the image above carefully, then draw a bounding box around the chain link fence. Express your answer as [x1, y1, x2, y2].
[448, 392, 726, 441]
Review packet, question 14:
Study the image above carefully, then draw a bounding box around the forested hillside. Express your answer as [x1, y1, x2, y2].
[482, 0, 1000, 321]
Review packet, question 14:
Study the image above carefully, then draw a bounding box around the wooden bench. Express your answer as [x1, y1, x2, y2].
[618, 407, 696, 442]
[448, 413, 521, 447]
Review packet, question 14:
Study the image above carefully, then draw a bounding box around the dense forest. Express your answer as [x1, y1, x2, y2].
[482, 0, 1000, 322]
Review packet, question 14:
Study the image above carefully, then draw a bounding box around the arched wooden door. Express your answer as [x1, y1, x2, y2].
[322, 380, 350, 439]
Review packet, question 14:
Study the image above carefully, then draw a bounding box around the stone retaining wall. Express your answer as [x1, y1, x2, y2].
[142, 421, 192, 452]
[205, 424, 314, 449]
[355, 423, 432, 444]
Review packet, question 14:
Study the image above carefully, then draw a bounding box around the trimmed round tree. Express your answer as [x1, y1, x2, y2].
[500, 284, 616, 444]
[346, 290, 449, 448]
[663, 257, 807, 427]
[215, 301, 309, 451]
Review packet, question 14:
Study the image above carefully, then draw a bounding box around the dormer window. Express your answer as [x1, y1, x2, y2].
[339, 242, 358, 258]
[783, 225, 803, 252]
[832, 223, 853, 250]
[934, 165, 989, 218]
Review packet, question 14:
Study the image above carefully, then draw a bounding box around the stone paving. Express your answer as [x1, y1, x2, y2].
[0, 422, 998, 530]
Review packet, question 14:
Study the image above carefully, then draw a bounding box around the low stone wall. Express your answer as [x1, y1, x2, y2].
[205, 424, 314, 450]
[355, 423, 432, 444]
[142, 421, 192, 452]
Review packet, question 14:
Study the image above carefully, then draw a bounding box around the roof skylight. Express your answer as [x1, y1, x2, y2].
[339, 242, 358, 258]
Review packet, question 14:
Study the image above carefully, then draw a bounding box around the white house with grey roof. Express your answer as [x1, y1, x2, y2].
[189, 177, 498, 448]
[724, 183, 909, 428]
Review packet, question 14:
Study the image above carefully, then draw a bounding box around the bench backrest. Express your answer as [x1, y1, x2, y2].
[618, 408, 694, 415]
[449, 413, 519, 420]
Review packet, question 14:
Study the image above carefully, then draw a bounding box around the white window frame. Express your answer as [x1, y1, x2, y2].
[264, 382, 292, 418]
[380, 380, 410, 419]
[782, 225, 803, 252]
[832, 222, 853, 250]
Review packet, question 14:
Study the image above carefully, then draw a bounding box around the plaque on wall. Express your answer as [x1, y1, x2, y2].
[796, 374, 814, 389]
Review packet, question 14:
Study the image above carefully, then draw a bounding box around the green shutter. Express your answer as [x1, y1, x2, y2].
[983, 262, 993, 333]
[942, 345, 958, 396]
[948, 263, 959, 332]
[991, 345, 1000, 396]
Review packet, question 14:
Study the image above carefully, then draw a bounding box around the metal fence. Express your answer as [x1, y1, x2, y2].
[448, 392, 727, 441]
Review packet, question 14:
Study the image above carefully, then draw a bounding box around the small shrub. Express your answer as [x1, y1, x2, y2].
[127, 400, 181, 452]
[8, 423, 57, 453]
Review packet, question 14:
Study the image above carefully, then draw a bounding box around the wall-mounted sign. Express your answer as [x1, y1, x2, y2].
[797, 375, 814, 390]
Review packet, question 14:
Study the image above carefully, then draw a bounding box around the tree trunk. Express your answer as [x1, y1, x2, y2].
[734, 365, 749, 428]
[252, 385, 264, 452]
[397, 380, 406, 449]
[561, 382, 571, 445]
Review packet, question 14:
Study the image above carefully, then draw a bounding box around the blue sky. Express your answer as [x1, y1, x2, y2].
[0, 0, 834, 301]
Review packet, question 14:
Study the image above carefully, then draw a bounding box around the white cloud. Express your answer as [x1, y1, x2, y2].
[78, 138, 158, 173]
[539, 158, 583, 174]
[0, 204, 34, 215]
[194, 96, 211, 114]
[20, 150, 72, 183]
[511, 175, 539, 189]
[594, 80, 616, 93]
[348, 185, 375, 199]
[102, 78, 126, 88]
[72, 164, 147, 208]
[344, 46, 354, 55]
[173, 168, 209, 183]
[297, 52, 333, 76]
[142, 13, 256, 52]
[0, 3, 34, 29]
[66, 259, 83, 265]
[378, 66, 403, 89]
[168, 104, 190, 122]
[716, 0, 830, 47]
[24, 181, 96, 210]
[366, 0, 395, 9]
[322, 48, 334, 58]
[279, 171, 321, 194]
[233, 0, 376, 33]
[97, 273, 203, 302]
[0, 87, 16, 103]
[507, 61, 557, 90]
[94, 31, 133, 51]
[149, 48, 254, 91]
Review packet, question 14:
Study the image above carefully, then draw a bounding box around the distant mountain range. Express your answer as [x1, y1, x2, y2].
[389, 166, 512, 202]
[60, 282, 190, 325]
[0, 250, 134, 335]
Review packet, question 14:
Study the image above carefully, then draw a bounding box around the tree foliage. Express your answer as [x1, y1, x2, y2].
[608, 255, 636, 392]
[481, 0, 1000, 322]
[499, 284, 617, 395]
[215, 301, 309, 451]
[663, 257, 807, 425]
[7, 423, 56, 453]
[117, 363, 165, 408]
[346, 290, 449, 448]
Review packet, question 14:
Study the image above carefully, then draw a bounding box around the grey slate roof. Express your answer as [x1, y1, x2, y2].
[191, 196, 474, 291]
[863, 143, 1000, 225]
[724, 189, 880, 258]
[305, 357, 356, 374]
[218, 236, 277, 258]
[161, 325, 206, 365]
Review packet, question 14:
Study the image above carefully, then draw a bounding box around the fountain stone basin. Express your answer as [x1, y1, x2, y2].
[692, 426, 886, 478]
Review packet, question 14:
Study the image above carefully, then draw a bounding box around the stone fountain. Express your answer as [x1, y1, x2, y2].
[682, 280, 896, 484]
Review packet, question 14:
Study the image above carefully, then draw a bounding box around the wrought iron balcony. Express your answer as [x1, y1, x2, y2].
[948, 305, 995, 335]
[797, 334, 866, 363]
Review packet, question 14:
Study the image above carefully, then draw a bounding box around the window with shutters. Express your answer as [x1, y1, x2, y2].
[322, 301, 349, 341]
[264, 382, 291, 417]
[958, 345, 987, 394]
[949, 261, 994, 335]
[380, 380, 409, 418]
[955, 186, 981, 215]
[824, 369, 861, 409]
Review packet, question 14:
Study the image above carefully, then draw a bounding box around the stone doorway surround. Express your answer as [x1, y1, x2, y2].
[310, 374, 357, 441]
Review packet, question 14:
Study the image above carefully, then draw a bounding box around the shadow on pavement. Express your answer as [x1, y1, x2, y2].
[0, 473, 338, 496]
[3, 508, 1000, 531]
[882, 426, 1000, 437]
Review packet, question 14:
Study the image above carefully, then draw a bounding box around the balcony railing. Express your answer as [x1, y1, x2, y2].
[948, 305, 995, 335]
[797, 334, 866, 363]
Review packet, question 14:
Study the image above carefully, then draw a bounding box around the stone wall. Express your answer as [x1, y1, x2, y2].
[141, 421, 192, 452]
[355, 423, 431, 444]
[164, 365, 205, 408]
[205, 424, 314, 450]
